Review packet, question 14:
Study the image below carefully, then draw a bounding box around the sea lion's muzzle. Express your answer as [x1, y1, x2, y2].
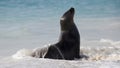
[69, 7, 74, 14]
[61, 7, 75, 21]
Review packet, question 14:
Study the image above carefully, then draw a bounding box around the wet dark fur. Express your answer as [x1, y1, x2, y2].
[44, 8, 80, 60]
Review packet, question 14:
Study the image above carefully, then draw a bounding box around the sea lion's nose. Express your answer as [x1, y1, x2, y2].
[69, 7, 74, 13]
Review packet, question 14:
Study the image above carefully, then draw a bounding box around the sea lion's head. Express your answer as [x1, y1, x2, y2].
[60, 7, 75, 31]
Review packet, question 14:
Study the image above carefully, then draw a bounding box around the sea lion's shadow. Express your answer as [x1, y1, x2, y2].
[79, 52, 89, 60]
[79, 54, 89, 60]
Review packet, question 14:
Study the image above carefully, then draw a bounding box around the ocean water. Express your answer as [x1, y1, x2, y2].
[0, 0, 120, 68]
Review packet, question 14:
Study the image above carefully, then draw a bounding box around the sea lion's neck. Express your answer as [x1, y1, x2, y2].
[60, 21, 75, 31]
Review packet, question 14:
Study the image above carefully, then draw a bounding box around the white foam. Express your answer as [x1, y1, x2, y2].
[12, 49, 33, 59]
[100, 39, 120, 45]
[12, 45, 50, 59]
[0, 39, 120, 68]
[80, 47, 120, 61]
[0, 56, 120, 68]
[12, 39, 120, 61]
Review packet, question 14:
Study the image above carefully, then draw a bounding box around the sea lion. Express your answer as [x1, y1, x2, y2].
[32, 7, 80, 60]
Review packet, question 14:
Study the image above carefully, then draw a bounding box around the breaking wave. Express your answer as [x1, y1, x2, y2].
[12, 39, 120, 61]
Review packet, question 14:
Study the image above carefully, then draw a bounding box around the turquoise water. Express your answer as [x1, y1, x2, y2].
[0, 0, 120, 56]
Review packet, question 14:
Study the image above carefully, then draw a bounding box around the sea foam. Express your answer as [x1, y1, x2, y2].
[12, 39, 120, 61]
